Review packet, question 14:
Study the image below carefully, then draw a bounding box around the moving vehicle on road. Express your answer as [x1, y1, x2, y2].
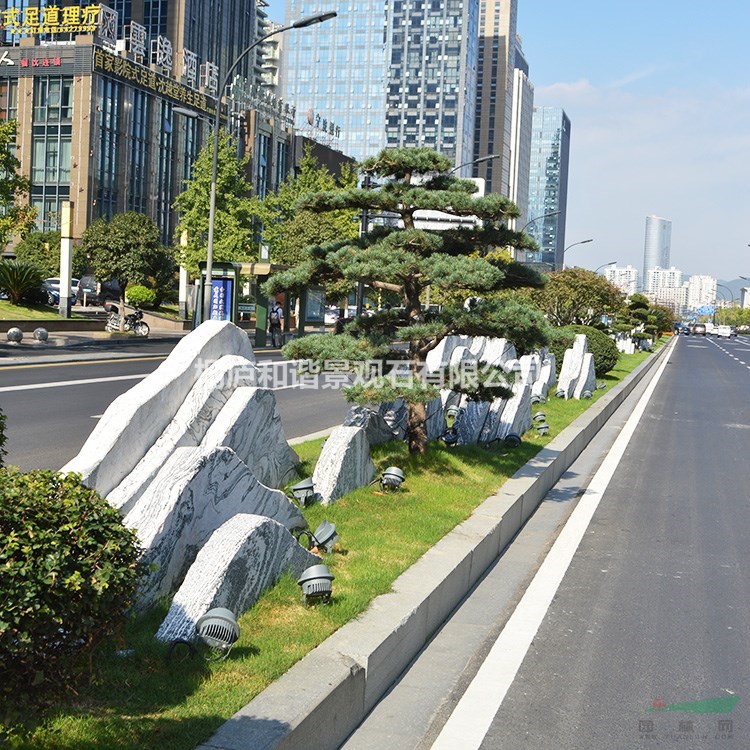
[717, 325, 734, 338]
[690, 323, 706, 336]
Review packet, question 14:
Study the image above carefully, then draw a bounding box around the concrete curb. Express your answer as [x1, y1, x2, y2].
[197, 340, 674, 750]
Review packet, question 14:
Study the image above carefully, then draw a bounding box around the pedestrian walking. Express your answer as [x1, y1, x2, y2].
[268, 298, 284, 348]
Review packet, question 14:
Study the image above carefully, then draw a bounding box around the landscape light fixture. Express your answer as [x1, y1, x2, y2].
[441, 426, 459, 446]
[536, 422, 550, 436]
[297, 564, 335, 605]
[289, 477, 318, 507]
[380, 466, 406, 491]
[555, 388, 566, 399]
[195, 607, 240, 659]
[532, 411, 547, 423]
[296, 520, 339, 554]
[504, 433, 522, 448]
[445, 404, 460, 422]
[597, 381, 607, 390]
[581, 390, 593, 399]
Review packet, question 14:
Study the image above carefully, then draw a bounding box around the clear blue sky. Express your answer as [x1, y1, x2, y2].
[265, 0, 750, 280]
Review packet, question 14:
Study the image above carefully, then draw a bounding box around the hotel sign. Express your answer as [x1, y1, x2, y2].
[1, 4, 103, 35]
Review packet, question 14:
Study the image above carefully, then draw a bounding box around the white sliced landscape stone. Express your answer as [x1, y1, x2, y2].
[468, 336, 487, 359]
[498, 381, 533, 439]
[479, 338, 516, 368]
[312, 426, 376, 504]
[62, 321, 254, 496]
[456, 398, 491, 445]
[126, 446, 305, 608]
[478, 397, 508, 444]
[573, 352, 597, 399]
[425, 335, 470, 373]
[531, 354, 557, 401]
[557, 334, 588, 399]
[448, 345, 476, 369]
[519, 354, 542, 386]
[201, 387, 299, 488]
[155, 514, 319, 643]
[107, 355, 258, 514]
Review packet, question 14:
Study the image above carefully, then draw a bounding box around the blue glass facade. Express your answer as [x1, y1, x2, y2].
[526, 106, 570, 269]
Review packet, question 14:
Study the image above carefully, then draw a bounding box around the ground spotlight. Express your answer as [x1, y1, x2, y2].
[504, 433, 522, 448]
[555, 388, 565, 398]
[532, 411, 546, 423]
[597, 381, 607, 390]
[581, 390, 592, 399]
[380, 466, 406, 491]
[445, 404, 460, 422]
[297, 564, 335, 605]
[289, 477, 318, 506]
[441, 426, 459, 446]
[536, 422, 550, 436]
[295, 520, 339, 554]
[195, 607, 240, 659]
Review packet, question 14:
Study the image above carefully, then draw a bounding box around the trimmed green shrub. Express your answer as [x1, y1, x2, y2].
[549, 324, 620, 377]
[0, 408, 6, 467]
[0, 469, 142, 709]
[0, 259, 44, 305]
[125, 284, 157, 308]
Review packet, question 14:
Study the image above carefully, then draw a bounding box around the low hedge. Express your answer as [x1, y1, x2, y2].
[549, 324, 620, 377]
[125, 284, 157, 309]
[0, 469, 142, 715]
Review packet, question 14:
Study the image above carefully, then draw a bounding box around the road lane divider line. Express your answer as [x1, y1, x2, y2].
[431, 337, 675, 750]
[0, 355, 168, 371]
[0, 374, 147, 392]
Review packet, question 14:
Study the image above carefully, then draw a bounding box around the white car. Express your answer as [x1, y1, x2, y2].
[717, 325, 732, 338]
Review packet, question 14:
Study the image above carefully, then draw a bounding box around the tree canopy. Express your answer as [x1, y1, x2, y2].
[531, 267, 624, 326]
[266, 147, 550, 454]
[0, 121, 36, 246]
[250, 146, 359, 266]
[173, 131, 255, 277]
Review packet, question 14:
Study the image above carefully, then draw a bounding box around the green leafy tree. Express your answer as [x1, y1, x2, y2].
[81, 212, 165, 330]
[0, 259, 44, 305]
[173, 131, 255, 277]
[532, 267, 624, 326]
[251, 146, 359, 266]
[266, 147, 550, 455]
[0, 121, 36, 246]
[13, 231, 90, 281]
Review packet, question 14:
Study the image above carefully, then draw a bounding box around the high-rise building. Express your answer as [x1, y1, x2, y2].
[686, 274, 717, 311]
[646, 266, 682, 295]
[473, 0, 516, 193]
[507, 39, 533, 227]
[526, 106, 571, 268]
[643, 215, 671, 287]
[604, 265, 639, 297]
[281, 1, 481, 168]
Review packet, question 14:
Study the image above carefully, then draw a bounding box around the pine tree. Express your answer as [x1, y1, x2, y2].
[265, 148, 550, 454]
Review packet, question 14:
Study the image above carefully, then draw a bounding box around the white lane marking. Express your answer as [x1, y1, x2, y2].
[431, 339, 675, 750]
[0, 374, 147, 393]
[90, 414, 104, 419]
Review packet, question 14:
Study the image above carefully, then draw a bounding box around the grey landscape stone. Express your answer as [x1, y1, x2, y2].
[557, 334, 588, 399]
[531, 353, 557, 402]
[107, 354, 258, 514]
[456, 399, 491, 445]
[479, 338, 516, 368]
[379, 399, 408, 440]
[519, 354, 541, 385]
[33, 327, 48, 342]
[312, 426, 377, 504]
[344, 405, 398, 445]
[425, 397, 447, 441]
[478, 397, 508, 444]
[425, 335, 469, 373]
[63, 321, 255, 496]
[155, 514, 319, 643]
[573, 352, 597, 399]
[201, 387, 299, 488]
[498, 382, 533, 439]
[125, 445, 305, 609]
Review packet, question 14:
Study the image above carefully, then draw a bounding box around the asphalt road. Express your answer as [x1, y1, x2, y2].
[0, 344, 351, 471]
[343, 334, 750, 750]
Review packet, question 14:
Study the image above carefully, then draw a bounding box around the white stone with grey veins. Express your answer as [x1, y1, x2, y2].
[556, 334, 588, 399]
[456, 398, 491, 445]
[126, 446, 306, 609]
[448, 345, 477, 370]
[344, 405, 398, 445]
[531, 353, 557, 401]
[498, 381, 533, 438]
[468, 336, 487, 359]
[312, 425, 376, 504]
[519, 354, 542, 385]
[425, 335, 470, 372]
[379, 399, 407, 440]
[107, 355, 258, 515]
[478, 397, 508, 444]
[201, 387, 299, 488]
[573, 352, 597, 399]
[62, 321, 255, 496]
[479, 338, 516, 368]
[155, 514, 319, 644]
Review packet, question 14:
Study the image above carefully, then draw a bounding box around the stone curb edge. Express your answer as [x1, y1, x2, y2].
[197, 339, 675, 750]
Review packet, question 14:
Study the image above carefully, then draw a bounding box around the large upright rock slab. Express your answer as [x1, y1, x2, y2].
[456, 399, 491, 445]
[479, 338, 516, 368]
[478, 397, 508, 444]
[557, 334, 588, 400]
[312, 426, 376, 504]
[126, 446, 305, 608]
[498, 382, 533, 438]
[201, 387, 299, 488]
[425, 396, 447, 441]
[519, 354, 541, 386]
[108, 355, 258, 515]
[155, 514, 319, 643]
[573, 353, 597, 399]
[379, 400, 408, 440]
[344, 405, 397, 446]
[62, 321, 254, 496]
[531, 353, 557, 402]
[425, 335, 469, 373]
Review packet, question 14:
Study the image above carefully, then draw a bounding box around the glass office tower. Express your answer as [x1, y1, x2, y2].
[643, 215, 672, 289]
[526, 106, 571, 269]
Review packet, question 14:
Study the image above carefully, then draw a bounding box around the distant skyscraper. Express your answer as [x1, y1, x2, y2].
[507, 40, 534, 227]
[643, 215, 671, 287]
[473, 0, 517, 193]
[280, 1, 480, 167]
[526, 107, 571, 268]
[605, 265, 639, 297]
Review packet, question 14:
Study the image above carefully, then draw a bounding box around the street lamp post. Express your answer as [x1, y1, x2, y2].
[562, 238, 594, 270]
[201, 11, 336, 325]
[595, 261, 617, 274]
[448, 153, 501, 175]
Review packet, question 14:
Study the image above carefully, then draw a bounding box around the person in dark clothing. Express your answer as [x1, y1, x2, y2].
[268, 298, 283, 347]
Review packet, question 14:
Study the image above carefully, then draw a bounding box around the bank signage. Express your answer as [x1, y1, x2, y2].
[1, 4, 102, 35]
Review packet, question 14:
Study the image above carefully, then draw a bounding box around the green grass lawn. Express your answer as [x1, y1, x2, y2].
[7, 346, 658, 749]
[0, 300, 87, 321]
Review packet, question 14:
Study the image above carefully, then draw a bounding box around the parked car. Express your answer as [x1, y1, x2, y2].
[43, 277, 79, 306]
[690, 323, 706, 336]
[78, 274, 120, 307]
